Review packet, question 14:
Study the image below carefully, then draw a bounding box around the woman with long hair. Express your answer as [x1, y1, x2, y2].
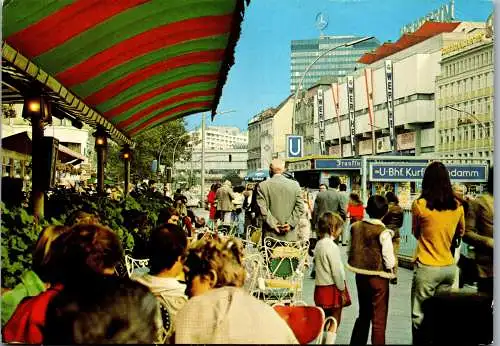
[410, 162, 465, 344]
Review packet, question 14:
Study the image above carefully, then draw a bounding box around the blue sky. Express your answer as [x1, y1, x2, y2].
[186, 0, 493, 131]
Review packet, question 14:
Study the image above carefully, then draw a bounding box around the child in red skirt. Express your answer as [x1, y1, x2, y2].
[314, 212, 351, 330]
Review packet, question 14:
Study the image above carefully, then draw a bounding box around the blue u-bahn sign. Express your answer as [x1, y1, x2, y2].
[287, 135, 303, 158]
[369, 163, 488, 182]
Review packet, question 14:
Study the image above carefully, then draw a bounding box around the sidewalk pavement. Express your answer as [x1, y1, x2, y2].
[302, 246, 413, 345]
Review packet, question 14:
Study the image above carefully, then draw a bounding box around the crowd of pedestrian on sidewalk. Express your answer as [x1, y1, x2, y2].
[0, 158, 493, 345]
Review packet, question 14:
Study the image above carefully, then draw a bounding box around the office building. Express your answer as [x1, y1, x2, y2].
[290, 35, 380, 93]
[293, 21, 486, 158]
[435, 29, 494, 159]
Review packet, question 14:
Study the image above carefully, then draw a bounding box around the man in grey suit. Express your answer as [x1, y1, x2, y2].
[256, 159, 305, 241]
[313, 176, 347, 228]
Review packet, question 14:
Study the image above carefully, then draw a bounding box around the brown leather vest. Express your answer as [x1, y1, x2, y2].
[347, 220, 396, 279]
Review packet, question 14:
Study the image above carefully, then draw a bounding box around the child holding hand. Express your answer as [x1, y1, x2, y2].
[314, 212, 351, 330]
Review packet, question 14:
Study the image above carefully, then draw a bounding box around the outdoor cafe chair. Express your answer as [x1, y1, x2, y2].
[246, 225, 262, 244]
[124, 254, 150, 278]
[256, 237, 309, 305]
[273, 304, 326, 344]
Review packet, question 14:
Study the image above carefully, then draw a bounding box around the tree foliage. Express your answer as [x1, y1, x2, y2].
[131, 119, 191, 181]
[105, 119, 191, 183]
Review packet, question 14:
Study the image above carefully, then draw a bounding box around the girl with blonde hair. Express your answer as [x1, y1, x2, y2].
[314, 212, 351, 331]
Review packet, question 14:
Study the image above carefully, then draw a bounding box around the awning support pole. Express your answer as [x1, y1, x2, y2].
[124, 159, 130, 197]
[31, 114, 45, 222]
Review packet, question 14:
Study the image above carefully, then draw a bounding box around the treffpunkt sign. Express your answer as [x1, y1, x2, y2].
[315, 159, 361, 170]
[369, 163, 488, 182]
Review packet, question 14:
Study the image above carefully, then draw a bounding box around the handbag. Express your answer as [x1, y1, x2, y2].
[341, 284, 352, 307]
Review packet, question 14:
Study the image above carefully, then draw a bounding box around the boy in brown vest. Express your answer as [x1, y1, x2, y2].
[346, 195, 396, 345]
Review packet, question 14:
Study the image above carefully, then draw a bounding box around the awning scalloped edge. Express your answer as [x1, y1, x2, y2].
[2, 41, 135, 148]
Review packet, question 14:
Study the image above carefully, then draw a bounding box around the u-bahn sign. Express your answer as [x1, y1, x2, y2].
[287, 135, 303, 158]
[369, 163, 488, 182]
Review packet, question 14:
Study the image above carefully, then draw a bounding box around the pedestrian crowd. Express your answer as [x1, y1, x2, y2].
[1, 159, 493, 344]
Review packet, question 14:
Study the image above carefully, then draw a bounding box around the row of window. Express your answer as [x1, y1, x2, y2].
[443, 151, 492, 158]
[439, 123, 493, 144]
[291, 59, 359, 67]
[438, 72, 493, 98]
[438, 97, 492, 121]
[443, 48, 493, 77]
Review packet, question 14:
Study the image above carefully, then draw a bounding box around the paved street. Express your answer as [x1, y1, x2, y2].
[191, 207, 414, 345]
[302, 246, 413, 344]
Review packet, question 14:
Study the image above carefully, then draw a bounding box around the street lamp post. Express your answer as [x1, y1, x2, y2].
[171, 133, 192, 184]
[291, 36, 375, 143]
[445, 105, 487, 130]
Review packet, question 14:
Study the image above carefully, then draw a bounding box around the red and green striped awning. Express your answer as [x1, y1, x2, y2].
[2, 0, 248, 140]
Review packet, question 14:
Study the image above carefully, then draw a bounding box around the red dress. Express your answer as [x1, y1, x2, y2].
[314, 281, 351, 309]
[207, 191, 217, 220]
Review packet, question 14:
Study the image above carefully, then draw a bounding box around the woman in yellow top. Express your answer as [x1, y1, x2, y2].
[410, 161, 465, 345]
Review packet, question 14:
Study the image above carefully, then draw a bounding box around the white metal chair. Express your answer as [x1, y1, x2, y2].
[322, 316, 338, 344]
[246, 225, 262, 244]
[256, 237, 309, 305]
[124, 254, 150, 278]
[242, 251, 265, 297]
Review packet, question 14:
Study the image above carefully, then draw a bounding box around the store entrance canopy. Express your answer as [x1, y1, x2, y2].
[1, 131, 87, 165]
[2, 0, 250, 144]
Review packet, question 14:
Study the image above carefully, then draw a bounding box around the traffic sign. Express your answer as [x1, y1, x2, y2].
[287, 135, 303, 158]
[369, 163, 488, 182]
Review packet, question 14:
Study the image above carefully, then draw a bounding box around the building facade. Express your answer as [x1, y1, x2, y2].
[293, 21, 486, 158]
[246, 97, 294, 171]
[191, 125, 248, 151]
[247, 108, 275, 171]
[2, 104, 91, 157]
[435, 31, 494, 160]
[174, 148, 248, 183]
[290, 35, 380, 93]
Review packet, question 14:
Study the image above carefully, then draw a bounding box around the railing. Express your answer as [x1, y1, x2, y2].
[399, 210, 471, 260]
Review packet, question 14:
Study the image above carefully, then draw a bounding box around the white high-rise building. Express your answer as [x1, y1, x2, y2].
[191, 125, 247, 150]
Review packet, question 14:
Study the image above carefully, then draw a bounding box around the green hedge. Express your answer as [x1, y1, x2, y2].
[1, 192, 171, 289]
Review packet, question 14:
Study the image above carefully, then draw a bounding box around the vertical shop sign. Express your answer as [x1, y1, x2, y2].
[317, 88, 325, 155]
[347, 76, 356, 156]
[385, 60, 396, 151]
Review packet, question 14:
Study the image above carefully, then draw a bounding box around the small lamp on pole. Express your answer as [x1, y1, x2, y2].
[120, 145, 132, 196]
[93, 127, 108, 194]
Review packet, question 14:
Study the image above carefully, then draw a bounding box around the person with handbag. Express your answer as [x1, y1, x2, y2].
[313, 212, 351, 336]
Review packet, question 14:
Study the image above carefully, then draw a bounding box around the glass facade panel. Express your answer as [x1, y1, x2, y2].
[290, 35, 380, 92]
